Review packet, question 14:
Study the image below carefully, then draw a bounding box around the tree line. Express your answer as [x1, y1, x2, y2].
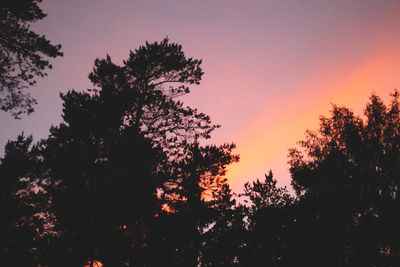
[2, 1, 400, 266]
[2, 37, 400, 267]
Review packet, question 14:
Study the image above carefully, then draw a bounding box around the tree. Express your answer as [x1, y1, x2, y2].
[159, 142, 239, 266]
[199, 184, 244, 267]
[242, 171, 293, 211]
[29, 39, 234, 266]
[0, 0, 62, 118]
[238, 172, 294, 267]
[40, 89, 161, 266]
[45, 130, 159, 266]
[88, 38, 217, 157]
[0, 38, 241, 266]
[288, 91, 400, 266]
[0, 134, 52, 266]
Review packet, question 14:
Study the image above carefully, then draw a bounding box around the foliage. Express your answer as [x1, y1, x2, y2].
[0, 0, 63, 118]
[288, 91, 400, 265]
[159, 142, 239, 266]
[87, 38, 217, 157]
[242, 171, 293, 211]
[238, 171, 294, 266]
[0, 134, 52, 266]
[35, 39, 234, 266]
[200, 184, 243, 266]
[6, 32, 400, 266]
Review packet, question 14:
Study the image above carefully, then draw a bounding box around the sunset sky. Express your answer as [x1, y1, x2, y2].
[1, 0, 400, 193]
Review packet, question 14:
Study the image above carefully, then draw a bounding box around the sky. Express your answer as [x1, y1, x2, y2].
[1, 0, 400, 193]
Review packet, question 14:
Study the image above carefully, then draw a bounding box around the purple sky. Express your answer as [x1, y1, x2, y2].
[2, 0, 400, 192]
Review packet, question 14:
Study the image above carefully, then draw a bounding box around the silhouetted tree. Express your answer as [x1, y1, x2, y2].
[288, 91, 400, 266]
[238, 171, 294, 266]
[0, 134, 52, 266]
[159, 142, 239, 266]
[39, 87, 162, 266]
[0, 0, 62, 118]
[27, 39, 234, 266]
[87, 38, 217, 157]
[199, 184, 244, 266]
[1, 37, 251, 267]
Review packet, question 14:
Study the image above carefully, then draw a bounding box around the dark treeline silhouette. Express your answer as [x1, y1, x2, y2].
[2, 37, 400, 266]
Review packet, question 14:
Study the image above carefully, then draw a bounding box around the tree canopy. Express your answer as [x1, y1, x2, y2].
[0, 0, 62, 118]
[3, 32, 400, 266]
[288, 91, 400, 266]
[0, 38, 240, 266]
[87, 38, 217, 157]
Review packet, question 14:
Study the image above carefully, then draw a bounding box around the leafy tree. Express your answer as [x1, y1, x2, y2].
[199, 184, 244, 267]
[160, 142, 239, 266]
[40, 88, 161, 266]
[1, 37, 241, 267]
[0, 134, 52, 266]
[29, 39, 234, 266]
[238, 172, 294, 267]
[288, 91, 400, 266]
[0, 0, 62, 118]
[88, 38, 217, 157]
[242, 171, 293, 211]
